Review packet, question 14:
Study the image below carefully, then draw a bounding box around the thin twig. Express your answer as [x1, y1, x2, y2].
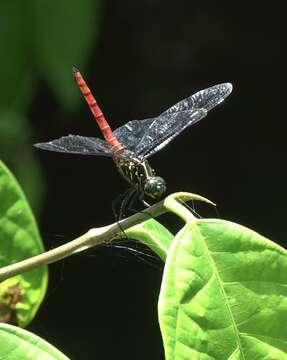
[0, 201, 165, 282]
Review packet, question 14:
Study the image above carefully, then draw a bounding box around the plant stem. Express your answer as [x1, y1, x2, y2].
[0, 201, 165, 282]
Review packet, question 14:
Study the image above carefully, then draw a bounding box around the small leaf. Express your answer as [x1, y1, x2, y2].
[0, 323, 70, 360]
[0, 161, 48, 327]
[30, 0, 102, 109]
[158, 218, 287, 359]
[124, 192, 214, 260]
[125, 218, 174, 260]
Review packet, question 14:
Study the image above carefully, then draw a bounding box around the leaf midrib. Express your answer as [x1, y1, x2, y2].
[194, 220, 246, 360]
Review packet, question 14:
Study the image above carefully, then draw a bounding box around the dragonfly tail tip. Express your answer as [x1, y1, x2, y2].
[72, 65, 79, 75]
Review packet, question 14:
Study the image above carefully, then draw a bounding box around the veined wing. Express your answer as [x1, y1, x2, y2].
[34, 134, 114, 156]
[161, 83, 233, 115]
[114, 83, 232, 155]
[114, 117, 156, 153]
[135, 109, 207, 158]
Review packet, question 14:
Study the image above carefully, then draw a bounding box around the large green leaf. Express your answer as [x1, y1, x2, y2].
[0, 323, 69, 360]
[158, 217, 287, 359]
[0, 161, 48, 327]
[125, 218, 174, 261]
[29, 0, 102, 109]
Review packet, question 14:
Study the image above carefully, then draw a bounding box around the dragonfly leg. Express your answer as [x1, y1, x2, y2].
[119, 187, 138, 220]
[110, 188, 137, 244]
[112, 188, 152, 222]
[138, 191, 151, 208]
[118, 188, 152, 218]
[112, 188, 132, 221]
[112, 187, 138, 222]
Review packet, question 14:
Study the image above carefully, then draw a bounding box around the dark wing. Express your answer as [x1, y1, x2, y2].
[113, 83, 232, 153]
[34, 134, 114, 157]
[113, 118, 156, 153]
[161, 83, 233, 115]
[135, 109, 207, 157]
[133, 82, 232, 157]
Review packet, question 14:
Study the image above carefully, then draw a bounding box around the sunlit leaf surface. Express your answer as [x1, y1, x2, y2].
[0, 161, 48, 326]
[125, 218, 174, 260]
[0, 323, 69, 360]
[158, 218, 287, 359]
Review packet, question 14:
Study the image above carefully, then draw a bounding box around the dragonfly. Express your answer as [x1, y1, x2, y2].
[35, 67, 232, 205]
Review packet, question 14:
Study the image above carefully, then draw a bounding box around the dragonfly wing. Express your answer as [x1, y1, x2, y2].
[161, 83, 233, 115]
[114, 117, 156, 152]
[34, 135, 114, 156]
[135, 109, 207, 158]
[114, 83, 232, 153]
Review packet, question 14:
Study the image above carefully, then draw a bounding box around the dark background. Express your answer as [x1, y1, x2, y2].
[1, 1, 286, 359]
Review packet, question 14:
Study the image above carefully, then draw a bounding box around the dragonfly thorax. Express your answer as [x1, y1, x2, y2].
[114, 150, 166, 199]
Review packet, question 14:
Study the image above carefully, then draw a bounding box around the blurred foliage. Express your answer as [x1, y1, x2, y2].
[0, 0, 102, 212]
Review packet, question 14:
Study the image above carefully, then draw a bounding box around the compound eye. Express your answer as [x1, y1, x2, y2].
[144, 177, 166, 199]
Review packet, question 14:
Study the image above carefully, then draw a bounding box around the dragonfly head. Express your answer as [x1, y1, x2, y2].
[144, 176, 167, 199]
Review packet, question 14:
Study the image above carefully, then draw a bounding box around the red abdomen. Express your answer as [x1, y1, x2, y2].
[73, 67, 123, 152]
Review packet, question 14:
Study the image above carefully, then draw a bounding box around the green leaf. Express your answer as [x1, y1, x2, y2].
[124, 193, 214, 260]
[0, 161, 48, 327]
[0, 110, 45, 212]
[30, 0, 102, 109]
[125, 218, 174, 261]
[158, 218, 287, 359]
[0, 323, 70, 360]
